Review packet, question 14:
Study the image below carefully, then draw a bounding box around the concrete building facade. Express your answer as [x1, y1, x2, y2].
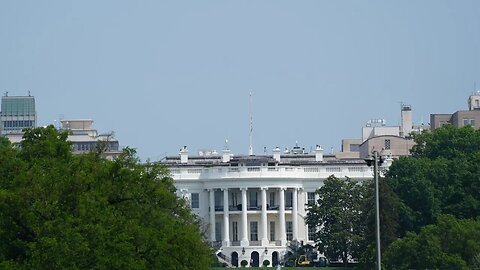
[430, 92, 480, 130]
[337, 104, 419, 160]
[0, 94, 37, 138]
[59, 119, 121, 160]
[358, 135, 415, 160]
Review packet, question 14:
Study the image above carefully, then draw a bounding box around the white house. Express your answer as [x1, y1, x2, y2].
[161, 144, 378, 267]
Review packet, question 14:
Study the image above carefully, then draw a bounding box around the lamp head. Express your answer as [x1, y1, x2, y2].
[364, 155, 374, 167]
[378, 156, 384, 166]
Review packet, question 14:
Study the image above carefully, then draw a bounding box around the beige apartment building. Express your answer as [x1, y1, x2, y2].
[430, 92, 480, 130]
[337, 104, 421, 160]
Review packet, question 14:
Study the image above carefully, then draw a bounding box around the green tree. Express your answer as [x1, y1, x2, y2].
[411, 124, 480, 159]
[387, 125, 480, 235]
[305, 175, 364, 266]
[360, 178, 400, 269]
[384, 215, 480, 270]
[0, 136, 10, 148]
[0, 126, 212, 269]
[386, 157, 442, 235]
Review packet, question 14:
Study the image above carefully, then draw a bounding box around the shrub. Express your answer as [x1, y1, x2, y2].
[263, 259, 270, 267]
[240, 260, 248, 267]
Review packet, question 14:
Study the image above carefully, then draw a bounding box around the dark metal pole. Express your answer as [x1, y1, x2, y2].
[374, 151, 381, 270]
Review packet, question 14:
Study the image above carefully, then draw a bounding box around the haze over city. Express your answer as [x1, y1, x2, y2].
[1, 1, 479, 161]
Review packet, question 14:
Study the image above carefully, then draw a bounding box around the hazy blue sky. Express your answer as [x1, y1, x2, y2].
[1, 1, 479, 160]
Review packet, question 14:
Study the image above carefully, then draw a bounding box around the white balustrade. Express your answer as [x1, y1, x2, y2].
[170, 165, 373, 180]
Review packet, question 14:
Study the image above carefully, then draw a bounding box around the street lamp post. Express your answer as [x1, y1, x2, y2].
[365, 150, 383, 270]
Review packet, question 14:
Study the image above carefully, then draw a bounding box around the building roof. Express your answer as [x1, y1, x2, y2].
[162, 153, 366, 167]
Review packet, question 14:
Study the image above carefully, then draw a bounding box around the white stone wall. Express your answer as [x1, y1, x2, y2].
[171, 163, 371, 266]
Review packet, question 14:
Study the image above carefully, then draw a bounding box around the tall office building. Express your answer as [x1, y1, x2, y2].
[0, 93, 37, 136]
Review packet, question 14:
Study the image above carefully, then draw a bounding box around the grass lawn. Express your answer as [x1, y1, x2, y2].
[212, 267, 361, 270]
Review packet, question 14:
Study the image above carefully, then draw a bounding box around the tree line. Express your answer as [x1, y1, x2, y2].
[0, 126, 212, 269]
[306, 125, 480, 269]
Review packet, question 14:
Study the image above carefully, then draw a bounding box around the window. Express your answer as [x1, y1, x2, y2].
[439, 121, 449, 127]
[214, 191, 222, 210]
[269, 192, 276, 207]
[249, 191, 257, 208]
[286, 221, 293, 241]
[270, 221, 276, 241]
[231, 192, 238, 207]
[307, 192, 315, 206]
[286, 191, 293, 208]
[463, 118, 475, 127]
[233, 222, 238, 242]
[250, 221, 258, 241]
[215, 222, 222, 242]
[384, 139, 391, 150]
[308, 224, 316, 241]
[349, 144, 359, 152]
[191, 193, 199, 208]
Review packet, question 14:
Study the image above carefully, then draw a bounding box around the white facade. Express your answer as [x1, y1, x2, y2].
[163, 146, 374, 267]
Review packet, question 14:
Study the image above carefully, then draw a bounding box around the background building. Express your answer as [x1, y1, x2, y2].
[430, 92, 480, 130]
[0, 93, 37, 142]
[337, 104, 425, 160]
[59, 119, 121, 160]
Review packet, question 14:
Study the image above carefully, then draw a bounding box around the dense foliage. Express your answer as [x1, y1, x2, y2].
[359, 178, 400, 268]
[384, 215, 480, 269]
[0, 126, 212, 269]
[387, 125, 480, 236]
[382, 125, 480, 268]
[305, 176, 364, 266]
[306, 126, 480, 269]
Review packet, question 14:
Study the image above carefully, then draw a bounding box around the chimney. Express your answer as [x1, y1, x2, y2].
[222, 149, 231, 163]
[401, 105, 412, 137]
[180, 146, 188, 164]
[315, 145, 324, 162]
[273, 147, 281, 162]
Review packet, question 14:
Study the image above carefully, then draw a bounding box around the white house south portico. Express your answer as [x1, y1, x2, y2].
[162, 145, 376, 267]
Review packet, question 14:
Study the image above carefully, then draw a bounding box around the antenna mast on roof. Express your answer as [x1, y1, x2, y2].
[249, 92, 253, 156]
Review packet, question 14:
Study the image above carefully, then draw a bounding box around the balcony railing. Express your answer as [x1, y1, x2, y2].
[171, 165, 373, 180]
[268, 204, 279, 210]
[249, 241, 260, 246]
[214, 204, 285, 212]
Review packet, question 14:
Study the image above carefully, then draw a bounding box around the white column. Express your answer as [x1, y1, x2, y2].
[209, 189, 216, 242]
[292, 188, 298, 241]
[261, 187, 269, 246]
[241, 188, 249, 246]
[223, 188, 230, 247]
[279, 187, 286, 245]
[298, 188, 305, 241]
